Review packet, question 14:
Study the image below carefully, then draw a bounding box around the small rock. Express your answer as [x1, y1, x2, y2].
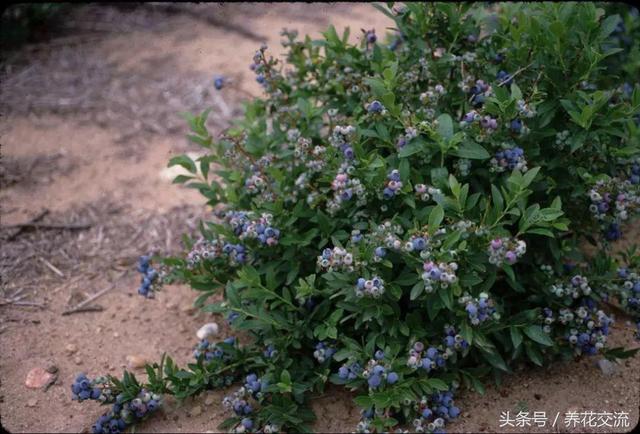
[113, 332, 120, 338]
[181, 305, 196, 314]
[126, 355, 147, 369]
[204, 393, 215, 406]
[196, 323, 219, 340]
[65, 344, 78, 355]
[44, 362, 58, 374]
[597, 358, 617, 376]
[74, 357, 82, 365]
[25, 368, 55, 389]
[190, 405, 202, 417]
[26, 398, 38, 407]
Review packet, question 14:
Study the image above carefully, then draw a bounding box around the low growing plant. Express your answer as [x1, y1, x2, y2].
[75, 3, 640, 433]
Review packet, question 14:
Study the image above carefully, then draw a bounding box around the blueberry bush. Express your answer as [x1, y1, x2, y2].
[75, 3, 640, 433]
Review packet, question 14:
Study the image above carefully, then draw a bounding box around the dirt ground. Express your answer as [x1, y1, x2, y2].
[0, 3, 638, 433]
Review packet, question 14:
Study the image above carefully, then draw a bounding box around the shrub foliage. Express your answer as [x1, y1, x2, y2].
[77, 3, 640, 433]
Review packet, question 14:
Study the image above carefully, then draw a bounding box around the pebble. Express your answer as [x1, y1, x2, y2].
[74, 357, 82, 365]
[597, 358, 617, 376]
[65, 344, 78, 355]
[196, 323, 219, 340]
[25, 368, 56, 389]
[26, 398, 38, 407]
[126, 355, 147, 369]
[204, 393, 215, 406]
[189, 405, 202, 417]
[181, 305, 196, 314]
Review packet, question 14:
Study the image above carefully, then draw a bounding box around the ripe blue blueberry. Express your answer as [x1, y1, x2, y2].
[497, 70, 513, 85]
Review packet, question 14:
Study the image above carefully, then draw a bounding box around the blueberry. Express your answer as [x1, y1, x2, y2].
[374, 350, 385, 360]
[214, 76, 225, 90]
[383, 187, 395, 199]
[386, 372, 399, 384]
[449, 406, 461, 418]
[497, 70, 513, 85]
[368, 374, 382, 388]
[241, 418, 253, 429]
[465, 303, 478, 316]
[422, 408, 433, 419]
[421, 357, 432, 370]
[368, 100, 383, 113]
[426, 347, 438, 359]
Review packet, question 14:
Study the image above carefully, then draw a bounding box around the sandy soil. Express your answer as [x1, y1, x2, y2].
[0, 3, 638, 433]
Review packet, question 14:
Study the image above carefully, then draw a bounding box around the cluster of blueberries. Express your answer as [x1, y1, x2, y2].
[71, 373, 105, 402]
[496, 69, 513, 86]
[617, 267, 640, 336]
[185, 237, 248, 267]
[226, 211, 280, 247]
[329, 171, 366, 206]
[362, 350, 399, 389]
[383, 169, 403, 199]
[587, 173, 640, 241]
[137, 255, 160, 298]
[223, 387, 254, 417]
[249, 44, 269, 86]
[491, 146, 527, 172]
[355, 276, 386, 298]
[460, 110, 498, 131]
[421, 261, 458, 292]
[414, 184, 441, 202]
[317, 246, 356, 272]
[549, 298, 613, 355]
[91, 389, 162, 434]
[406, 341, 447, 372]
[459, 293, 496, 326]
[405, 234, 429, 252]
[313, 341, 337, 363]
[412, 390, 461, 433]
[487, 237, 526, 266]
[193, 336, 236, 362]
[549, 274, 592, 299]
[442, 325, 470, 352]
[263, 344, 278, 359]
[467, 79, 491, 108]
[244, 373, 269, 399]
[337, 361, 363, 381]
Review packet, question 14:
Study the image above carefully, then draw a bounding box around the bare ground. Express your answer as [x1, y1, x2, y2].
[0, 3, 638, 433]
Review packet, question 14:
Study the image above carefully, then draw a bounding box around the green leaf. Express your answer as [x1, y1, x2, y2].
[426, 378, 449, 391]
[480, 349, 509, 372]
[168, 155, 197, 174]
[510, 327, 523, 349]
[451, 141, 490, 159]
[410, 281, 425, 300]
[523, 325, 554, 346]
[436, 114, 454, 140]
[428, 205, 445, 232]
